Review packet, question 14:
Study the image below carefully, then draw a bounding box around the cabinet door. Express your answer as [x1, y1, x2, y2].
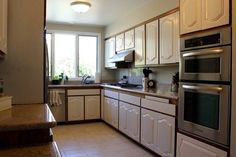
[68, 96, 84, 121]
[154, 113, 175, 157]
[85, 96, 100, 120]
[125, 29, 135, 50]
[110, 99, 119, 129]
[141, 109, 155, 150]
[104, 97, 111, 124]
[105, 37, 116, 68]
[202, 0, 229, 29]
[0, 0, 7, 54]
[127, 104, 140, 142]
[119, 102, 128, 134]
[135, 25, 146, 66]
[146, 20, 159, 65]
[160, 12, 180, 64]
[180, 0, 202, 34]
[116, 33, 125, 52]
[177, 133, 227, 157]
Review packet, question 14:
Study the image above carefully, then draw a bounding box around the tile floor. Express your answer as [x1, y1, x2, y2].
[53, 122, 155, 157]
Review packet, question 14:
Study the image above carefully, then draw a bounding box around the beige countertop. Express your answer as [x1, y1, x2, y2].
[102, 84, 178, 100]
[48, 84, 101, 89]
[0, 104, 57, 131]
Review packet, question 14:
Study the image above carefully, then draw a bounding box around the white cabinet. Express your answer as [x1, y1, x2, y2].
[160, 12, 180, 64]
[0, 0, 7, 54]
[125, 29, 135, 50]
[105, 37, 116, 68]
[177, 133, 227, 157]
[85, 96, 100, 120]
[141, 109, 175, 157]
[104, 97, 118, 129]
[135, 25, 146, 66]
[119, 102, 140, 142]
[116, 33, 125, 52]
[146, 20, 159, 65]
[180, 0, 229, 34]
[68, 97, 84, 121]
[202, 0, 229, 30]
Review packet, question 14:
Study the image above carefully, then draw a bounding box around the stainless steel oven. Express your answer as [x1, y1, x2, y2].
[178, 82, 230, 146]
[180, 27, 231, 82]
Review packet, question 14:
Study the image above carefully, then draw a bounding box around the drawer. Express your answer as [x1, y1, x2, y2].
[145, 95, 169, 103]
[104, 90, 119, 99]
[67, 89, 100, 96]
[120, 93, 141, 106]
[141, 98, 176, 116]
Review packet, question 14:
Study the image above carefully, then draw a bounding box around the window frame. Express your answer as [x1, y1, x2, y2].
[46, 30, 101, 80]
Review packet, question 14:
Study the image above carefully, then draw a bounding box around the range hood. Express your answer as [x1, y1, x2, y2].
[108, 50, 134, 63]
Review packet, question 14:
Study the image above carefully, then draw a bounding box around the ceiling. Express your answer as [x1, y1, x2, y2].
[46, 0, 153, 26]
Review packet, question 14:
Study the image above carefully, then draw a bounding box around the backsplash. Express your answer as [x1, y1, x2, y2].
[116, 66, 179, 85]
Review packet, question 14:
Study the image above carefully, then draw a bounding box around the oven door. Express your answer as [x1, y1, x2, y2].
[178, 82, 230, 146]
[180, 46, 231, 82]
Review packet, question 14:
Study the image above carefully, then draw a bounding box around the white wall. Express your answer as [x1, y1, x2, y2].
[0, 0, 45, 104]
[105, 0, 179, 37]
[46, 23, 116, 82]
[231, 0, 236, 156]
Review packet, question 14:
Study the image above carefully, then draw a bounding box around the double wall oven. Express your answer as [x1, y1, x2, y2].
[178, 27, 231, 147]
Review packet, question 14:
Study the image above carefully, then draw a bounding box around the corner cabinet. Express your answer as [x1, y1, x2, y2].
[85, 96, 100, 120]
[104, 97, 118, 129]
[177, 133, 227, 157]
[134, 25, 146, 66]
[0, 0, 7, 54]
[105, 37, 116, 69]
[180, 0, 229, 34]
[160, 11, 180, 64]
[146, 20, 159, 65]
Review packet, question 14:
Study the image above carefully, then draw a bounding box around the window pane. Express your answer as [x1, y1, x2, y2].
[54, 34, 76, 78]
[46, 34, 52, 77]
[79, 36, 97, 77]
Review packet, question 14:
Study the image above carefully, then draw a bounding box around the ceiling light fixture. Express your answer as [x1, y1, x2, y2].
[71, 1, 91, 13]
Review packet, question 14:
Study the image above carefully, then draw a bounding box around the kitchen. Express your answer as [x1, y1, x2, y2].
[0, 0, 235, 157]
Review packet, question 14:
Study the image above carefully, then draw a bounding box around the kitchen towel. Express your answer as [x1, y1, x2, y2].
[49, 89, 62, 106]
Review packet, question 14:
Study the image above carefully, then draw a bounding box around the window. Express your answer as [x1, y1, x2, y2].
[46, 32, 98, 79]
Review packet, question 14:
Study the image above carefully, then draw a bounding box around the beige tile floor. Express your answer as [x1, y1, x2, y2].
[53, 122, 156, 157]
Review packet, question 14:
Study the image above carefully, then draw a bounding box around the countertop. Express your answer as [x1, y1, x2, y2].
[102, 84, 178, 100]
[0, 104, 57, 131]
[49, 83, 178, 100]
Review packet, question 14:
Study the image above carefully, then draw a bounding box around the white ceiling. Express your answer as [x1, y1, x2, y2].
[46, 0, 153, 26]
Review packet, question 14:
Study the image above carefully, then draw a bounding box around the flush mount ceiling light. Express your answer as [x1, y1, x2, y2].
[71, 1, 91, 13]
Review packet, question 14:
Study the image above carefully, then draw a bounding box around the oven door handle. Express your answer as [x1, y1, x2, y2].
[182, 85, 223, 92]
[182, 49, 223, 57]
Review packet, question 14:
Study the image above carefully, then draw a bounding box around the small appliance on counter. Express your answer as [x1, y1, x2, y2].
[118, 75, 128, 85]
[142, 68, 153, 89]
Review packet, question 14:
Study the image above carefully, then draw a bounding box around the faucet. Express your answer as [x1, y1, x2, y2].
[81, 75, 91, 84]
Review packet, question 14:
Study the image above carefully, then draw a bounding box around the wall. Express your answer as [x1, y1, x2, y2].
[231, 0, 236, 156]
[105, 0, 179, 37]
[46, 23, 116, 82]
[0, 0, 45, 104]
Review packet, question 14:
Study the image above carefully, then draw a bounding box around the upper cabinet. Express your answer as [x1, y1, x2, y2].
[105, 37, 116, 69]
[146, 20, 159, 65]
[134, 25, 145, 66]
[125, 29, 135, 50]
[0, 0, 7, 54]
[116, 33, 125, 52]
[160, 11, 180, 64]
[180, 0, 229, 34]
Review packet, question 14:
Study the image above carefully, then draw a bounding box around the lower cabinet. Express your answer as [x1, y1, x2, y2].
[141, 108, 175, 157]
[68, 96, 84, 121]
[119, 102, 140, 142]
[85, 96, 100, 120]
[104, 97, 118, 129]
[177, 133, 227, 157]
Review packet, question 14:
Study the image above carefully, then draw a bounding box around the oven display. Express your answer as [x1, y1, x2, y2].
[184, 91, 220, 130]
